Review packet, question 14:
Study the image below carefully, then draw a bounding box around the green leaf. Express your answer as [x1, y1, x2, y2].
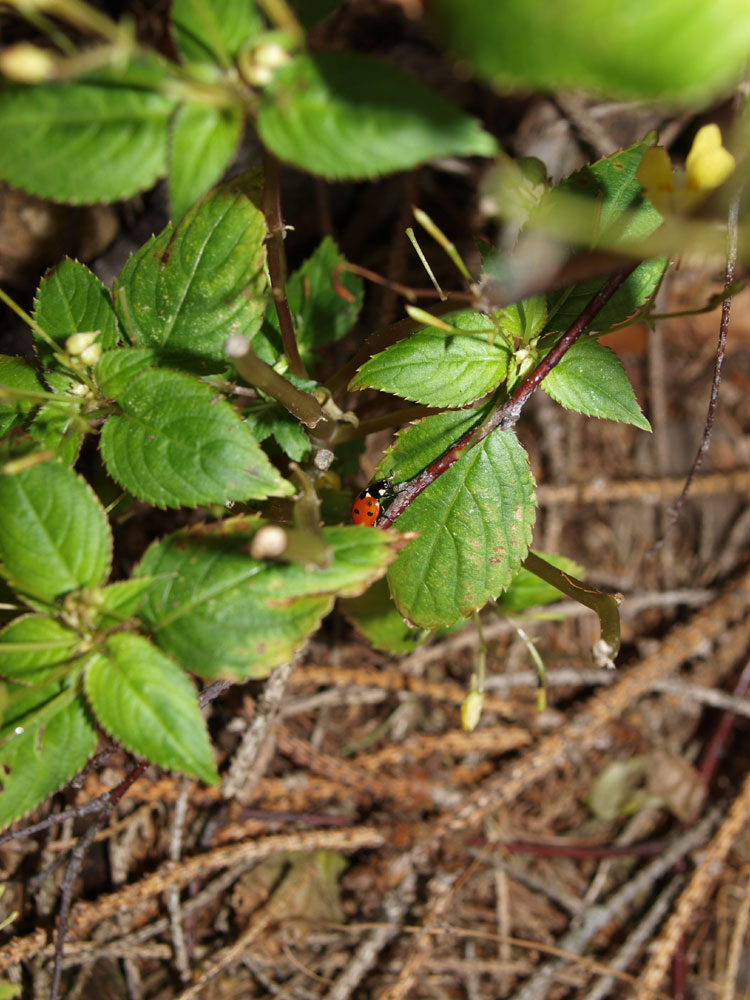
[0, 356, 44, 436]
[554, 142, 662, 244]
[115, 172, 267, 367]
[0, 684, 96, 830]
[265, 237, 364, 365]
[0, 66, 177, 203]
[257, 52, 498, 179]
[0, 615, 79, 684]
[497, 296, 547, 344]
[99, 368, 293, 508]
[383, 411, 537, 628]
[33, 258, 119, 368]
[546, 258, 666, 336]
[542, 338, 651, 430]
[93, 347, 157, 399]
[350, 310, 510, 407]
[495, 551, 584, 612]
[94, 578, 157, 624]
[339, 577, 424, 654]
[84, 633, 218, 784]
[542, 144, 666, 335]
[136, 515, 405, 678]
[27, 403, 85, 466]
[168, 103, 244, 223]
[0, 460, 112, 601]
[171, 0, 263, 64]
[428, 0, 750, 104]
[246, 406, 311, 462]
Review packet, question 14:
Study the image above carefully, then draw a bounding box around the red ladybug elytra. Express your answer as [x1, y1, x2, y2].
[351, 478, 392, 526]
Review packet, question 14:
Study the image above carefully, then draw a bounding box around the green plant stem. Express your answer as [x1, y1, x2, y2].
[224, 334, 330, 431]
[255, 0, 304, 40]
[0, 286, 58, 354]
[262, 152, 307, 379]
[45, 0, 127, 44]
[333, 404, 442, 444]
[522, 551, 621, 661]
[413, 206, 473, 283]
[380, 265, 637, 527]
[514, 624, 547, 711]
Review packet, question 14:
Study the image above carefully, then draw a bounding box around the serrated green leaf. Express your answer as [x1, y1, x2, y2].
[542, 338, 651, 430]
[0, 615, 79, 684]
[0, 684, 96, 830]
[428, 0, 750, 104]
[383, 411, 537, 628]
[350, 310, 510, 407]
[94, 578, 157, 624]
[93, 348, 157, 399]
[27, 402, 85, 466]
[99, 368, 293, 507]
[135, 515, 405, 678]
[247, 406, 311, 462]
[0, 460, 112, 601]
[546, 258, 666, 336]
[541, 145, 666, 335]
[32, 258, 119, 369]
[496, 551, 584, 612]
[257, 52, 498, 180]
[0, 356, 44, 437]
[497, 296, 547, 344]
[0, 67, 176, 203]
[169, 103, 244, 223]
[339, 577, 424, 654]
[84, 633, 218, 784]
[265, 237, 363, 365]
[171, 0, 263, 64]
[554, 143, 662, 244]
[115, 172, 267, 366]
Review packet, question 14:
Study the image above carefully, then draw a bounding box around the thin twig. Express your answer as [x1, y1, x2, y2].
[649, 191, 741, 553]
[721, 870, 750, 1000]
[166, 778, 191, 983]
[510, 809, 722, 1000]
[639, 768, 750, 993]
[327, 854, 417, 1000]
[221, 658, 298, 801]
[583, 876, 684, 1000]
[50, 820, 103, 1000]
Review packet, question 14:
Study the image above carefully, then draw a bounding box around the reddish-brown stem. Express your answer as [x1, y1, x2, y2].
[380, 265, 637, 527]
[263, 152, 307, 378]
[649, 194, 740, 554]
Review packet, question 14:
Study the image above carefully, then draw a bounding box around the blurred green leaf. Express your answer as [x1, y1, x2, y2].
[257, 52, 498, 179]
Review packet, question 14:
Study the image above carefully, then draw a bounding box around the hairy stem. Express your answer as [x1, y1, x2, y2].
[263, 152, 307, 378]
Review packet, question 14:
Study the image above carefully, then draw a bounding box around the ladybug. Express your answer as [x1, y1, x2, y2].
[351, 478, 392, 526]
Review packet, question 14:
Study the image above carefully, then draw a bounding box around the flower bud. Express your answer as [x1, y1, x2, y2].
[461, 689, 484, 732]
[0, 43, 58, 83]
[79, 343, 102, 366]
[65, 331, 100, 356]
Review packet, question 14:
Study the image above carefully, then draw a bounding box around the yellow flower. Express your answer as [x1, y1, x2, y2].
[637, 124, 735, 215]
